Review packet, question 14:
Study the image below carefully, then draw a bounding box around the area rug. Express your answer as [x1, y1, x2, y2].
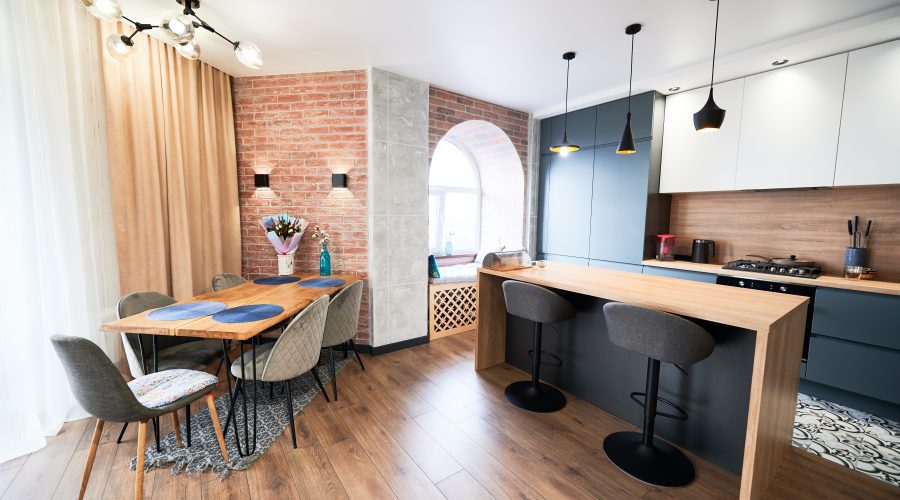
[793, 393, 900, 487]
[130, 357, 351, 478]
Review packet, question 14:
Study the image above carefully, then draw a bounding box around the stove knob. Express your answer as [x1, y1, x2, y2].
[797, 269, 806, 275]
[738, 280, 745, 287]
[788, 268, 798, 274]
[779, 286, 788, 292]
[779, 267, 787, 273]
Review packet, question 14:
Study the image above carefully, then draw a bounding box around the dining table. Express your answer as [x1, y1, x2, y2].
[100, 273, 360, 457]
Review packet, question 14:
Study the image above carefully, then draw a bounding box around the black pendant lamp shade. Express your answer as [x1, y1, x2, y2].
[550, 52, 581, 156]
[694, 0, 726, 132]
[617, 23, 641, 155]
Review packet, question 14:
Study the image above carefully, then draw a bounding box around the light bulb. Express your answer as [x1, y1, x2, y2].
[559, 149, 570, 158]
[162, 11, 195, 42]
[234, 41, 264, 69]
[87, 0, 122, 22]
[106, 34, 134, 60]
[177, 40, 201, 60]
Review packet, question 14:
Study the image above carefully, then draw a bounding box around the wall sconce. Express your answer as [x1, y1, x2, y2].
[254, 165, 275, 198]
[254, 173, 270, 188]
[331, 173, 348, 189]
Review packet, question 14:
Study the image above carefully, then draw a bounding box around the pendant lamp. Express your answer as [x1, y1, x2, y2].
[694, 0, 726, 132]
[550, 52, 581, 157]
[617, 23, 641, 155]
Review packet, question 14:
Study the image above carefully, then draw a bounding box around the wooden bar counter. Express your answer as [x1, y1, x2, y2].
[475, 262, 809, 500]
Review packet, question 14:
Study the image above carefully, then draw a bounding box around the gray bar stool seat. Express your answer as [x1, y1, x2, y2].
[502, 281, 575, 413]
[602, 302, 715, 488]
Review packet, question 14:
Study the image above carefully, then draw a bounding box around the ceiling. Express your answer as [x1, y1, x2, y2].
[122, 0, 900, 117]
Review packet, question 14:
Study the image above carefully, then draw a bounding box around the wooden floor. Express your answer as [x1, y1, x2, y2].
[1, 331, 896, 499]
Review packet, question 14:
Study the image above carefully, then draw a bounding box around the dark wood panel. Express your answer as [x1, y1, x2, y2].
[669, 186, 900, 280]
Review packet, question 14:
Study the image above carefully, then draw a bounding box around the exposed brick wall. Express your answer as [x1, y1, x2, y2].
[232, 70, 370, 343]
[428, 86, 530, 168]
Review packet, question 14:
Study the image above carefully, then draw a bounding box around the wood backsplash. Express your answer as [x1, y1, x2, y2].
[669, 186, 900, 281]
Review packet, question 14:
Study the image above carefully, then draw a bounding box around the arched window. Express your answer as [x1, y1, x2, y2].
[429, 140, 480, 255]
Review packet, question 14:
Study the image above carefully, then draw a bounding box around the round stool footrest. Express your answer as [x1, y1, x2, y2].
[527, 349, 563, 368]
[629, 392, 688, 421]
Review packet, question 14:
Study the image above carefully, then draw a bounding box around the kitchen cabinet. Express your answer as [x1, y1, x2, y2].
[588, 259, 642, 273]
[641, 266, 717, 283]
[659, 79, 744, 193]
[539, 253, 588, 266]
[543, 149, 594, 258]
[805, 336, 900, 404]
[589, 143, 652, 264]
[539, 117, 553, 154]
[735, 54, 847, 190]
[834, 39, 900, 186]
[595, 92, 655, 146]
[544, 107, 597, 152]
[536, 155, 550, 254]
[812, 288, 900, 350]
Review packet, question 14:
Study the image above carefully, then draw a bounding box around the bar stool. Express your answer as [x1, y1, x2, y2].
[601, 302, 714, 487]
[502, 281, 575, 413]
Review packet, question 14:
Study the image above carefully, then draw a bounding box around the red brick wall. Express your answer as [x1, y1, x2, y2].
[428, 86, 530, 168]
[232, 70, 369, 343]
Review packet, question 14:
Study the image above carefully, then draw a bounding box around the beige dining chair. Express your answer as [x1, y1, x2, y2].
[320, 280, 365, 401]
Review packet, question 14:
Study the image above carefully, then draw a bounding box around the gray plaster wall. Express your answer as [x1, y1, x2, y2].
[368, 68, 430, 347]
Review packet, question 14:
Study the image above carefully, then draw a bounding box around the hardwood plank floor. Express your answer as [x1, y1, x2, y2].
[2, 330, 896, 500]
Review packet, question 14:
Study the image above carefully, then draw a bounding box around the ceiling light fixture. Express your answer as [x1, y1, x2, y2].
[772, 59, 789, 66]
[617, 23, 642, 155]
[79, 0, 263, 69]
[668, 87, 681, 92]
[550, 52, 581, 157]
[693, 0, 726, 133]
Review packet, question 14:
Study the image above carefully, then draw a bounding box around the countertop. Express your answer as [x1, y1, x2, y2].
[479, 263, 808, 332]
[641, 260, 900, 296]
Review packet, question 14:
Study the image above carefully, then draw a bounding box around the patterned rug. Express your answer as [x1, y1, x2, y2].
[130, 357, 351, 478]
[793, 393, 900, 487]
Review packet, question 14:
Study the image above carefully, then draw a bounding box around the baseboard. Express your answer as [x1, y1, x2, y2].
[364, 336, 429, 356]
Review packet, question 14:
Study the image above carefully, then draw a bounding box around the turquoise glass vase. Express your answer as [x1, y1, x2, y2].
[319, 241, 332, 276]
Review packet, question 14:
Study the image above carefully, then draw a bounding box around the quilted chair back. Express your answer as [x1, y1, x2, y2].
[212, 273, 246, 292]
[117, 291, 177, 379]
[51, 335, 150, 423]
[261, 295, 330, 382]
[321, 280, 363, 348]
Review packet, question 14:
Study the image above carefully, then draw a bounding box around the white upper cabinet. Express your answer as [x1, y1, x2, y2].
[835, 39, 900, 186]
[735, 54, 848, 190]
[660, 79, 744, 193]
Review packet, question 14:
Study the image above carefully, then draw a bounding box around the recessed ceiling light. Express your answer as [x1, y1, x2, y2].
[772, 59, 789, 66]
[668, 86, 680, 92]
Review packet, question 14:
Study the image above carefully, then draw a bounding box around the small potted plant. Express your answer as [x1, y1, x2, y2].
[260, 213, 308, 275]
[311, 226, 331, 276]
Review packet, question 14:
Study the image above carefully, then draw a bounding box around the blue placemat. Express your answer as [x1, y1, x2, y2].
[212, 304, 284, 324]
[253, 276, 301, 285]
[147, 301, 227, 321]
[297, 278, 346, 288]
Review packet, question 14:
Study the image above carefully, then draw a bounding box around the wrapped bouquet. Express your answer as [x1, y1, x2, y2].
[261, 213, 308, 274]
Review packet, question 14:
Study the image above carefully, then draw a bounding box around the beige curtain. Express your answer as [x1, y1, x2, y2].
[100, 23, 241, 299]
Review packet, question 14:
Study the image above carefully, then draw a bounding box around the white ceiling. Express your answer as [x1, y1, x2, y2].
[122, 0, 900, 117]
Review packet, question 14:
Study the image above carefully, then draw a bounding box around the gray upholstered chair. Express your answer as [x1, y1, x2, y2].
[224, 295, 331, 448]
[501, 280, 575, 412]
[602, 302, 715, 488]
[211, 273, 246, 292]
[51, 335, 228, 500]
[321, 280, 364, 401]
[116, 291, 227, 449]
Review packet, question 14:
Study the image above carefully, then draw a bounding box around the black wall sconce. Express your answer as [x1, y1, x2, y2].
[331, 173, 348, 189]
[254, 173, 270, 188]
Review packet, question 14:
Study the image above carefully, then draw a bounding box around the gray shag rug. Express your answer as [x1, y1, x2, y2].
[130, 357, 351, 478]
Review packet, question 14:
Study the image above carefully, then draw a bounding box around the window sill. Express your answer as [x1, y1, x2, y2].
[435, 254, 477, 266]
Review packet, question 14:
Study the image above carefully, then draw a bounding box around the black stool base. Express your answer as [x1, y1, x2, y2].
[505, 381, 566, 413]
[603, 431, 695, 487]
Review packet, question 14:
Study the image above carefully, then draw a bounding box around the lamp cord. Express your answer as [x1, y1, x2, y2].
[709, 0, 720, 88]
[627, 32, 635, 114]
[563, 58, 571, 136]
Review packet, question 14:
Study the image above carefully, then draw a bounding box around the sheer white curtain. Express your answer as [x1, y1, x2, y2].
[0, 0, 121, 462]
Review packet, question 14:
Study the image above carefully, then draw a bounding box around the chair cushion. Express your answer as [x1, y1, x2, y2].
[230, 343, 275, 380]
[128, 369, 218, 409]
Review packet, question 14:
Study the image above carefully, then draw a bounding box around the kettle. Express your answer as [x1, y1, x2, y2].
[691, 239, 716, 264]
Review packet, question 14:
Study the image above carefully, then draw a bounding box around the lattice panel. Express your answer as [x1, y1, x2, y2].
[430, 283, 478, 338]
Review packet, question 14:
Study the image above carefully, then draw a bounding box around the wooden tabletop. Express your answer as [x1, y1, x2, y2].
[100, 274, 360, 341]
[642, 259, 900, 296]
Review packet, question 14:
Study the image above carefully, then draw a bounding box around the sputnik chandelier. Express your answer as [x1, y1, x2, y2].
[77, 0, 264, 69]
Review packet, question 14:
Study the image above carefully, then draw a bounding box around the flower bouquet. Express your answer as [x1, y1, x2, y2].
[260, 213, 308, 275]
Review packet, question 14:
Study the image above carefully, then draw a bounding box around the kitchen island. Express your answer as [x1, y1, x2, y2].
[476, 262, 809, 500]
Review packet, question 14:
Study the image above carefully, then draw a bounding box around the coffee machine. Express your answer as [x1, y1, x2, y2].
[691, 239, 716, 264]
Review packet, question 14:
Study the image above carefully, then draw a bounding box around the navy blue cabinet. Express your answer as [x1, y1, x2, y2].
[543, 149, 594, 258]
[805, 336, 900, 404]
[589, 143, 652, 264]
[812, 288, 900, 350]
[595, 93, 655, 146]
[588, 259, 642, 273]
[536, 155, 551, 254]
[539, 117, 553, 154]
[554, 106, 597, 150]
[641, 266, 718, 283]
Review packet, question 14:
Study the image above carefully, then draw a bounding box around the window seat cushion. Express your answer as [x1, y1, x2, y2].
[428, 263, 480, 285]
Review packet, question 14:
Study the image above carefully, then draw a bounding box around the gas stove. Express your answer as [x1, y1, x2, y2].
[722, 259, 821, 279]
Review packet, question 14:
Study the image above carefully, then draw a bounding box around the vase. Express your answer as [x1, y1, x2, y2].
[444, 241, 454, 256]
[320, 242, 332, 276]
[277, 253, 294, 276]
